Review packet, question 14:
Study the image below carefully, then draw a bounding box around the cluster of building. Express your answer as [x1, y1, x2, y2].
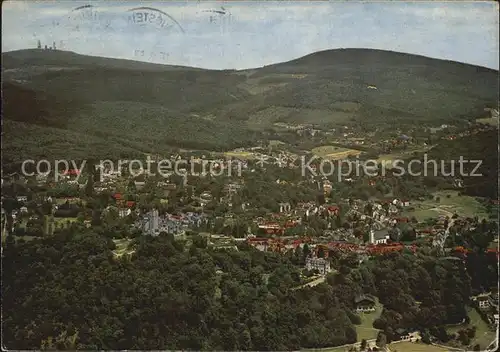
[135, 210, 205, 236]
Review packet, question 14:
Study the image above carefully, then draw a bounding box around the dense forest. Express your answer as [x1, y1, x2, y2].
[2, 222, 497, 350]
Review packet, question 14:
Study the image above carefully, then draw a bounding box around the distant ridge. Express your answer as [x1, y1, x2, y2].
[255, 48, 499, 74]
[3, 47, 498, 73]
[2, 49, 205, 72]
[1, 47, 498, 163]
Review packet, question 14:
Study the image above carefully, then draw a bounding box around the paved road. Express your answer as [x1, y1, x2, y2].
[292, 276, 326, 290]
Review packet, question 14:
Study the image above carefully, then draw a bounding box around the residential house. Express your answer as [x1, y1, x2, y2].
[279, 202, 291, 213]
[355, 294, 377, 313]
[200, 191, 213, 206]
[388, 203, 399, 214]
[475, 293, 492, 310]
[157, 182, 177, 190]
[16, 196, 28, 203]
[394, 328, 413, 341]
[36, 174, 48, 185]
[134, 181, 146, 190]
[119, 208, 131, 218]
[258, 222, 284, 235]
[20, 206, 28, 213]
[325, 205, 340, 216]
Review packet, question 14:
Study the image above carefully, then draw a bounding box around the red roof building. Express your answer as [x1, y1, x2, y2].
[394, 217, 409, 223]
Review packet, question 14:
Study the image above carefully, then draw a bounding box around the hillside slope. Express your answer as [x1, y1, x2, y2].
[428, 130, 498, 199]
[223, 49, 497, 125]
[2, 48, 498, 163]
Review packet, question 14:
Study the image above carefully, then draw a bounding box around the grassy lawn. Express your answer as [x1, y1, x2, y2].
[402, 190, 489, 221]
[377, 153, 401, 161]
[356, 301, 383, 341]
[476, 117, 499, 126]
[54, 217, 78, 226]
[269, 139, 286, 146]
[312, 145, 362, 160]
[401, 208, 441, 222]
[13, 235, 39, 242]
[388, 341, 450, 352]
[55, 197, 84, 205]
[224, 151, 256, 159]
[112, 238, 135, 257]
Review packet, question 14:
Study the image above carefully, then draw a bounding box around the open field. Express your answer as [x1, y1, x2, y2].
[402, 208, 442, 222]
[388, 341, 450, 352]
[402, 190, 489, 221]
[312, 145, 363, 160]
[224, 151, 256, 159]
[238, 73, 308, 95]
[269, 139, 286, 146]
[54, 217, 78, 227]
[356, 301, 383, 341]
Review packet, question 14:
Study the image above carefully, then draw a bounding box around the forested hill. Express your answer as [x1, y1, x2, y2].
[429, 130, 499, 199]
[3, 228, 497, 350]
[2, 48, 498, 162]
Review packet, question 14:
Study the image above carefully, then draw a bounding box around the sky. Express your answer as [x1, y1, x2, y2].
[2, 0, 499, 70]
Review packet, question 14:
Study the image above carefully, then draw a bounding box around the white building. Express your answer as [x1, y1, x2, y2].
[306, 257, 331, 275]
[279, 202, 291, 213]
[474, 293, 492, 310]
[370, 229, 390, 245]
[119, 208, 131, 218]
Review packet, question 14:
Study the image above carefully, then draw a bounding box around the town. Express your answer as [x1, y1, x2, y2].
[2, 114, 498, 351]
